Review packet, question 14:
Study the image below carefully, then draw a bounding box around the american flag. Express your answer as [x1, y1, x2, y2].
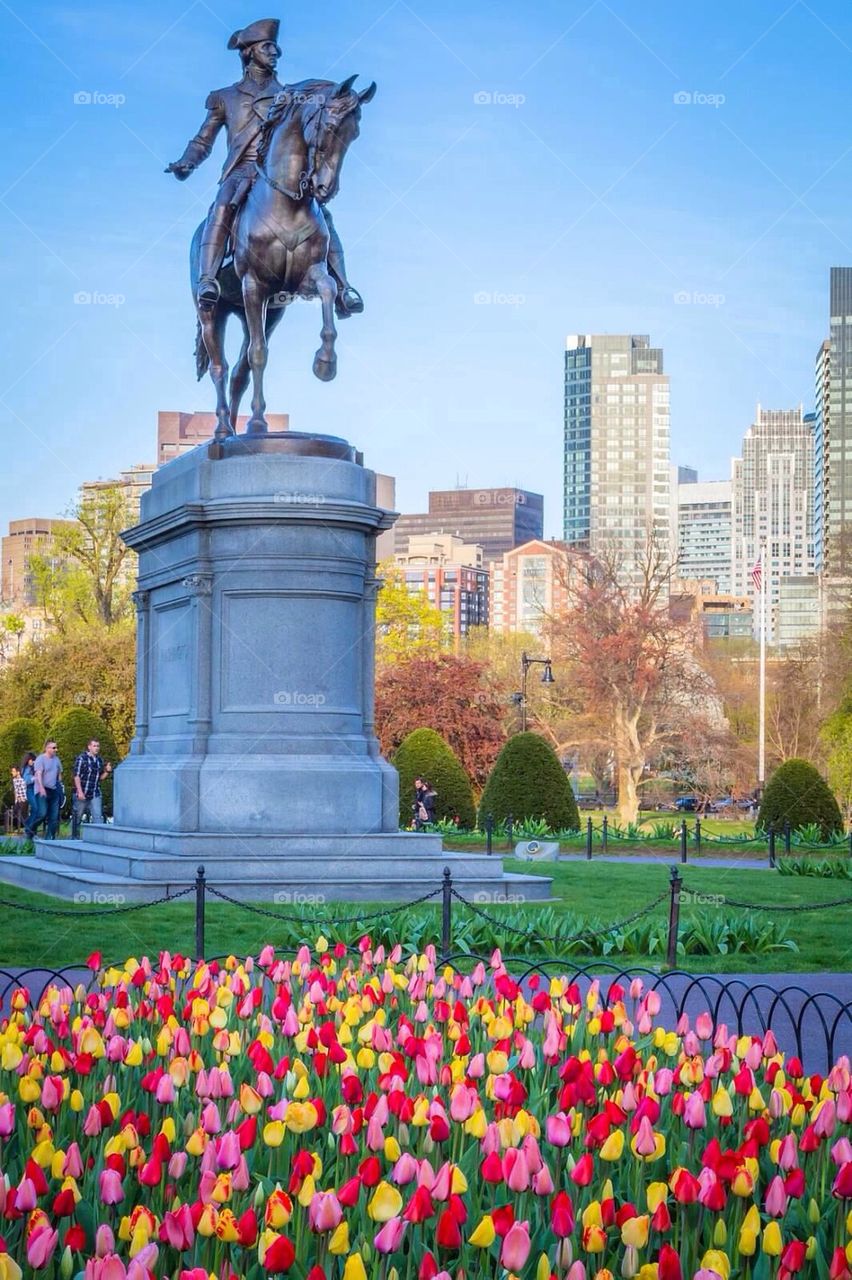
[751, 556, 762, 591]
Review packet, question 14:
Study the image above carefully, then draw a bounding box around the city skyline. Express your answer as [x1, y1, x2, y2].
[3, 2, 852, 542]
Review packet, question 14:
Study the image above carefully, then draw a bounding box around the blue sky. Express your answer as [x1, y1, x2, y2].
[1, 0, 851, 536]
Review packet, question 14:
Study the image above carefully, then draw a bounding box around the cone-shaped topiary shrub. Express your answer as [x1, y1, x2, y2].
[478, 731, 580, 832]
[757, 757, 843, 840]
[392, 728, 476, 829]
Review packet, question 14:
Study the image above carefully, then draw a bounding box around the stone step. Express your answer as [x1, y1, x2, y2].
[33, 839, 497, 884]
[76, 825, 446, 857]
[0, 856, 551, 904]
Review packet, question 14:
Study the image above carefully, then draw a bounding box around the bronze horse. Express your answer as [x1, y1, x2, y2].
[191, 76, 376, 440]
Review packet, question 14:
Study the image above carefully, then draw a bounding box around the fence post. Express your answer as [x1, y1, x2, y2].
[666, 865, 682, 968]
[680, 819, 688, 864]
[783, 820, 792, 855]
[694, 818, 701, 854]
[485, 812, 493, 857]
[441, 866, 453, 962]
[195, 865, 206, 961]
[586, 816, 593, 860]
[506, 813, 513, 849]
[601, 815, 608, 853]
[768, 823, 776, 869]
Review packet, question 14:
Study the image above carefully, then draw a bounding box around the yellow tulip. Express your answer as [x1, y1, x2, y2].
[599, 1129, 625, 1161]
[762, 1222, 783, 1256]
[469, 1216, 496, 1248]
[713, 1219, 727, 1246]
[263, 1121, 285, 1148]
[0, 1254, 23, 1280]
[342, 1253, 368, 1280]
[711, 1086, 733, 1118]
[536, 1254, 550, 1280]
[646, 1182, 668, 1212]
[621, 1215, 650, 1249]
[329, 1222, 350, 1255]
[384, 1136, 401, 1163]
[285, 1102, 318, 1133]
[700, 1251, 730, 1279]
[368, 1181, 403, 1222]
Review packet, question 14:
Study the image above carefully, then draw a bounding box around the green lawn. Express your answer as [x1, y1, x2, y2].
[0, 859, 848, 974]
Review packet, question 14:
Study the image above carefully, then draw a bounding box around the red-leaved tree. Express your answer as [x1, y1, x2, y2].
[375, 654, 507, 789]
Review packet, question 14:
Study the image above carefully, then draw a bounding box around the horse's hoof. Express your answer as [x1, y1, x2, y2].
[214, 423, 236, 442]
[313, 353, 337, 382]
[246, 417, 269, 435]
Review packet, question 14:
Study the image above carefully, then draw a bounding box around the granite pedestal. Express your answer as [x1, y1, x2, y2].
[2, 433, 549, 904]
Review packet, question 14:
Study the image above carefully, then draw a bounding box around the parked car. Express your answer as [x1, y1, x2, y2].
[675, 796, 698, 812]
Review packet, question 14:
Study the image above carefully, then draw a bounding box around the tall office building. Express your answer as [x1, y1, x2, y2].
[814, 269, 852, 622]
[675, 478, 733, 592]
[393, 488, 544, 565]
[394, 533, 489, 643]
[731, 405, 815, 642]
[1, 518, 78, 609]
[490, 539, 576, 634]
[80, 462, 157, 523]
[564, 334, 670, 576]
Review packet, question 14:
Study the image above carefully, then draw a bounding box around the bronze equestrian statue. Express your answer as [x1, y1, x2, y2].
[166, 18, 375, 439]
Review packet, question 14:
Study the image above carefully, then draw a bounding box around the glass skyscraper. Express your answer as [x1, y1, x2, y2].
[563, 334, 670, 574]
[814, 269, 852, 620]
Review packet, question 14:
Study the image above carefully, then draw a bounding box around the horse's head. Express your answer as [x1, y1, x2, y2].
[305, 75, 376, 203]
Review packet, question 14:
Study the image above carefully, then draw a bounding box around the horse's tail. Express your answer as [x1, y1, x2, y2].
[195, 319, 209, 381]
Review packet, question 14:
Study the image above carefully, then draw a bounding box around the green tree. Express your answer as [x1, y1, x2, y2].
[823, 695, 852, 821]
[0, 619, 135, 756]
[30, 487, 134, 630]
[0, 716, 46, 807]
[757, 757, 843, 839]
[478, 732, 580, 831]
[51, 707, 119, 816]
[392, 728, 476, 828]
[376, 562, 446, 667]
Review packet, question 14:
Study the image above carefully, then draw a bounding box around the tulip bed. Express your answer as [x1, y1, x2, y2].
[0, 942, 850, 1280]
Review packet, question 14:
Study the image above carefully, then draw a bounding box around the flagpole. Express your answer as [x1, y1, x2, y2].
[758, 542, 766, 789]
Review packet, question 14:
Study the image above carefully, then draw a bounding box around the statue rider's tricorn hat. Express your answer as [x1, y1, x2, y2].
[227, 18, 280, 50]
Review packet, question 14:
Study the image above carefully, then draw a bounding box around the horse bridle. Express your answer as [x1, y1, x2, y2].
[255, 94, 347, 201]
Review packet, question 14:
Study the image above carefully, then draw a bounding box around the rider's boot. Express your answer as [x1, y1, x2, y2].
[197, 206, 233, 310]
[323, 206, 364, 318]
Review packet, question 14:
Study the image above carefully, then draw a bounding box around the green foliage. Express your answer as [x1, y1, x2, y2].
[757, 758, 843, 840]
[50, 707, 119, 815]
[478, 732, 580, 832]
[375, 562, 446, 667]
[0, 716, 46, 807]
[823, 693, 852, 819]
[392, 728, 475, 829]
[0, 619, 135, 756]
[777, 856, 851, 879]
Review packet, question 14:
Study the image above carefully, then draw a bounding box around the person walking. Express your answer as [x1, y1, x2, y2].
[20, 752, 38, 836]
[29, 740, 63, 840]
[413, 777, 428, 830]
[10, 766, 27, 831]
[422, 781, 438, 826]
[72, 738, 111, 837]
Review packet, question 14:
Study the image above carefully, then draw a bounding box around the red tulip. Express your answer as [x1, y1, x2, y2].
[263, 1234, 296, 1272]
[418, 1252, 438, 1280]
[658, 1244, 683, 1280]
[833, 1162, 852, 1199]
[491, 1204, 515, 1237]
[435, 1209, 461, 1251]
[550, 1191, 574, 1237]
[829, 1246, 852, 1279]
[64, 1224, 86, 1251]
[404, 1186, 436, 1223]
[569, 1153, 594, 1186]
[780, 1241, 807, 1273]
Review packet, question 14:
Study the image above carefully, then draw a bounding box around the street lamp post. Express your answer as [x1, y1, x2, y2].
[517, 651, 555, 732]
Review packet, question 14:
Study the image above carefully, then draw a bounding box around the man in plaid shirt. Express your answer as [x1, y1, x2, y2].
[72, 738, 112, 835]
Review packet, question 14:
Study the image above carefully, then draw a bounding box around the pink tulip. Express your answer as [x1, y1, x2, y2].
[374, 1216, 407, 1254]
[505, 1148, 531, 1193]
[532, 1164, 554, 1196]
[838, 1090, 852, 1124]
[431, 1162, 453, 1201]
[85, 1258, 127, 1280]
[259, 944, 275, 966]
[468, 1053, 485, 1078]
[450, 1086, 477, 1122]
[127, 1244, 159, 1280]
[778, 1134, 799, 1170]
[15, 1176, 37, 1211]
[0, 1102, 14, 1137]
[201, 1101, 221, 1134]
[392, 1154, 419, 1185]
[155, 1074, 175, 1104]
[522, 1135, 543, 1174]
[232, 1154, 250, 1191]
[27, 1224, 59, 1269]
[168, 1151, 188, 1179]
[83, 1106, 103, 1137]
[63, 1142, 83, 1178]
[546, 1113, 572, 1147]
[633, 1115, 658, 1156]
[98, 1168, 124, 1206]
[815, 1100, 837, 1139]
[566, 1264, 587, 1280]
[217, 1131, 241, 1170]
[309, 1192, 343, 1233]
[831, 1138, 852, 1167]
[40, 1076, 63, 1111]
[694, 1010, 713, 1038]
[95, 1225, 115, 1258]
[500, 1221, 531, 1271]
[765, 1174, 789, 1217]
[684, 1093, 707, 1130]
[630, 978, 644, 998]
[654, 1068, 674, 1096]
[160, 1204, 195, 1249]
